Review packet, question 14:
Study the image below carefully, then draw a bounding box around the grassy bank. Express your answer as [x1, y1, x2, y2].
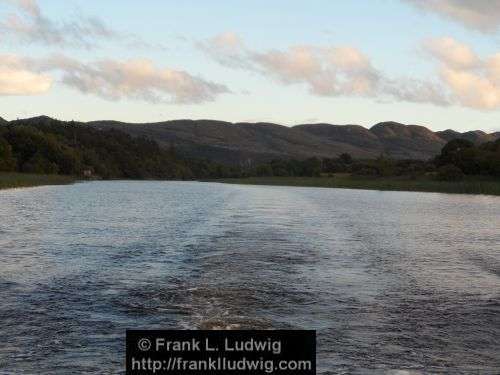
[0, 172, 76, 190]
[216, 175, 500, 196]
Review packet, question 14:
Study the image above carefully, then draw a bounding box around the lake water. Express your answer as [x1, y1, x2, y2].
[0, 181, 499, 374]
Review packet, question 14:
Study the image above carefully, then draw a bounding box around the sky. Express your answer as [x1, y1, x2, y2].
[1, 0, 500, 132]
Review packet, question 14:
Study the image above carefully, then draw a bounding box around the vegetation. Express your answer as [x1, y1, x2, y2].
[230, 138, 500, 180]
[434, 138, 500, 177]
[0, 172, 75, 190]
[216, 138, 500, 195]
[1, 116, 499, 195]
[0, 117, 230, 180]
[86, 119, 500, 163]
[216, 175, 500, 196]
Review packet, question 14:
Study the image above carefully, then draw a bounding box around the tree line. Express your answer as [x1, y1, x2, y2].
[0, 118, 214, 179]
[239, 138, 500, 180]
[1, 117, 499, 180]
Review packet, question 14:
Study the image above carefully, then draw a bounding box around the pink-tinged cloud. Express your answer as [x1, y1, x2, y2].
[423, 37, 479, 69]
[253, 45, 380, 96]
[201, 33, 451, 106]
[201, 33, 380, 97]
[0, 54, 51, 95]
[198, 32, 250, 68]
[404, 0, 500, 33]
[425, 37, 500, 109]
[441, 68, 500, 109]
[31, 55, 229, 104]
[0, 53, 229, 103]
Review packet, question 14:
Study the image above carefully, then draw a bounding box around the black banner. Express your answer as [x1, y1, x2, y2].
[126, 330, 316, 374]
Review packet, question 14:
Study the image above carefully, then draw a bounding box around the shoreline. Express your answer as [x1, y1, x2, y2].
[0, 172, 77, 190]
[215, 176, 500, 196]
[2, 173, 499, 196]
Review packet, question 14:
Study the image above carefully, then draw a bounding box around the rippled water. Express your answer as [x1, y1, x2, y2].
[0, 181, 499, 374]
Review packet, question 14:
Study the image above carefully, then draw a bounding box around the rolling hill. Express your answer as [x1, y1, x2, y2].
[5, 116, 499, 164]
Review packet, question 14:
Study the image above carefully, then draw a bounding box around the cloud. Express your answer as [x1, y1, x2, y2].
[198, 32, 249, 68]
[424, 37, 500, 109]
[0, 0, 115, 48]
[201, 33, 500, 110]
[254, 46, 380, 96]
[441, 67, 500, 109]
[201, 33, 452, 106]
[382, 78, 450, 106]
[0, 0, 143, 49]
[200, 33, 380, 97]
[0, 54, 51, 95]
[0, 53, 228, 103]
[12, 0, 40, 17]
[403, 0, 500, 33]
[423, 37, 479, 69]
[487, 53, 500, 85]
[30, 55, 229, 104]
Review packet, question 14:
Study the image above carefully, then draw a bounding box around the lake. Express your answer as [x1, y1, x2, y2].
[0, 181, 499, 374]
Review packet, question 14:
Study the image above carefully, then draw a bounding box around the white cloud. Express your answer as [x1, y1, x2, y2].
[403, 0, 500, 33]
[201, 33, 380, 97]
[423, 37, 479, 69]
[441, 67, 500, 109]
[425, 37, 500, 109]
[0, 0, 138, 49]
[201, 33, 452, 106]
[201, 33, 500, 110]
[0, 54, 51, 95]
[198, 32, 249, 68]
[487, 53, 500, 85]
[382, 78, 450, 106]
[253, 45, 380, 96]
[12, 0, 40, 17]
[31, 55, 229, 104]
[0, 53, 229, 103]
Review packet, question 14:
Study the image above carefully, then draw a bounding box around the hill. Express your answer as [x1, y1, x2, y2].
[2, 116, 499, 183]
[436, 129, 498, 144]
[86, 118, 499, 163]
[88, 119, 383, 163]
[1, 117, 197, 179]
[4, 115, 499, 164]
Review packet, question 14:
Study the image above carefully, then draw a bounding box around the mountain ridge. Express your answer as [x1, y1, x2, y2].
[5, 116, 500, 164]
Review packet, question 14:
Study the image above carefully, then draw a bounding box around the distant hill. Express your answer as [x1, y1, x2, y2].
[296, 121, 446, 160]
[436, 129, 498, 145]
[0, 116, 7, 125]
[9, 116, 500, 163]
[87, 119, 383, 163]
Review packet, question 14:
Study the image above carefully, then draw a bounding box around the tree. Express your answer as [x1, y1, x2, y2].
[23, 152, 59, 174]
[303, 157, 322, 177]
[339, 153, 353, 164]
[436, 139, 474, 167]
[255, 164, 273, 177]
[436, 164, 464, 181]
[0, 137, 16, 171]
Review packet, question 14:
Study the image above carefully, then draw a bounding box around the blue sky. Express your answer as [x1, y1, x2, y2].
[1, 0, 499, 132]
